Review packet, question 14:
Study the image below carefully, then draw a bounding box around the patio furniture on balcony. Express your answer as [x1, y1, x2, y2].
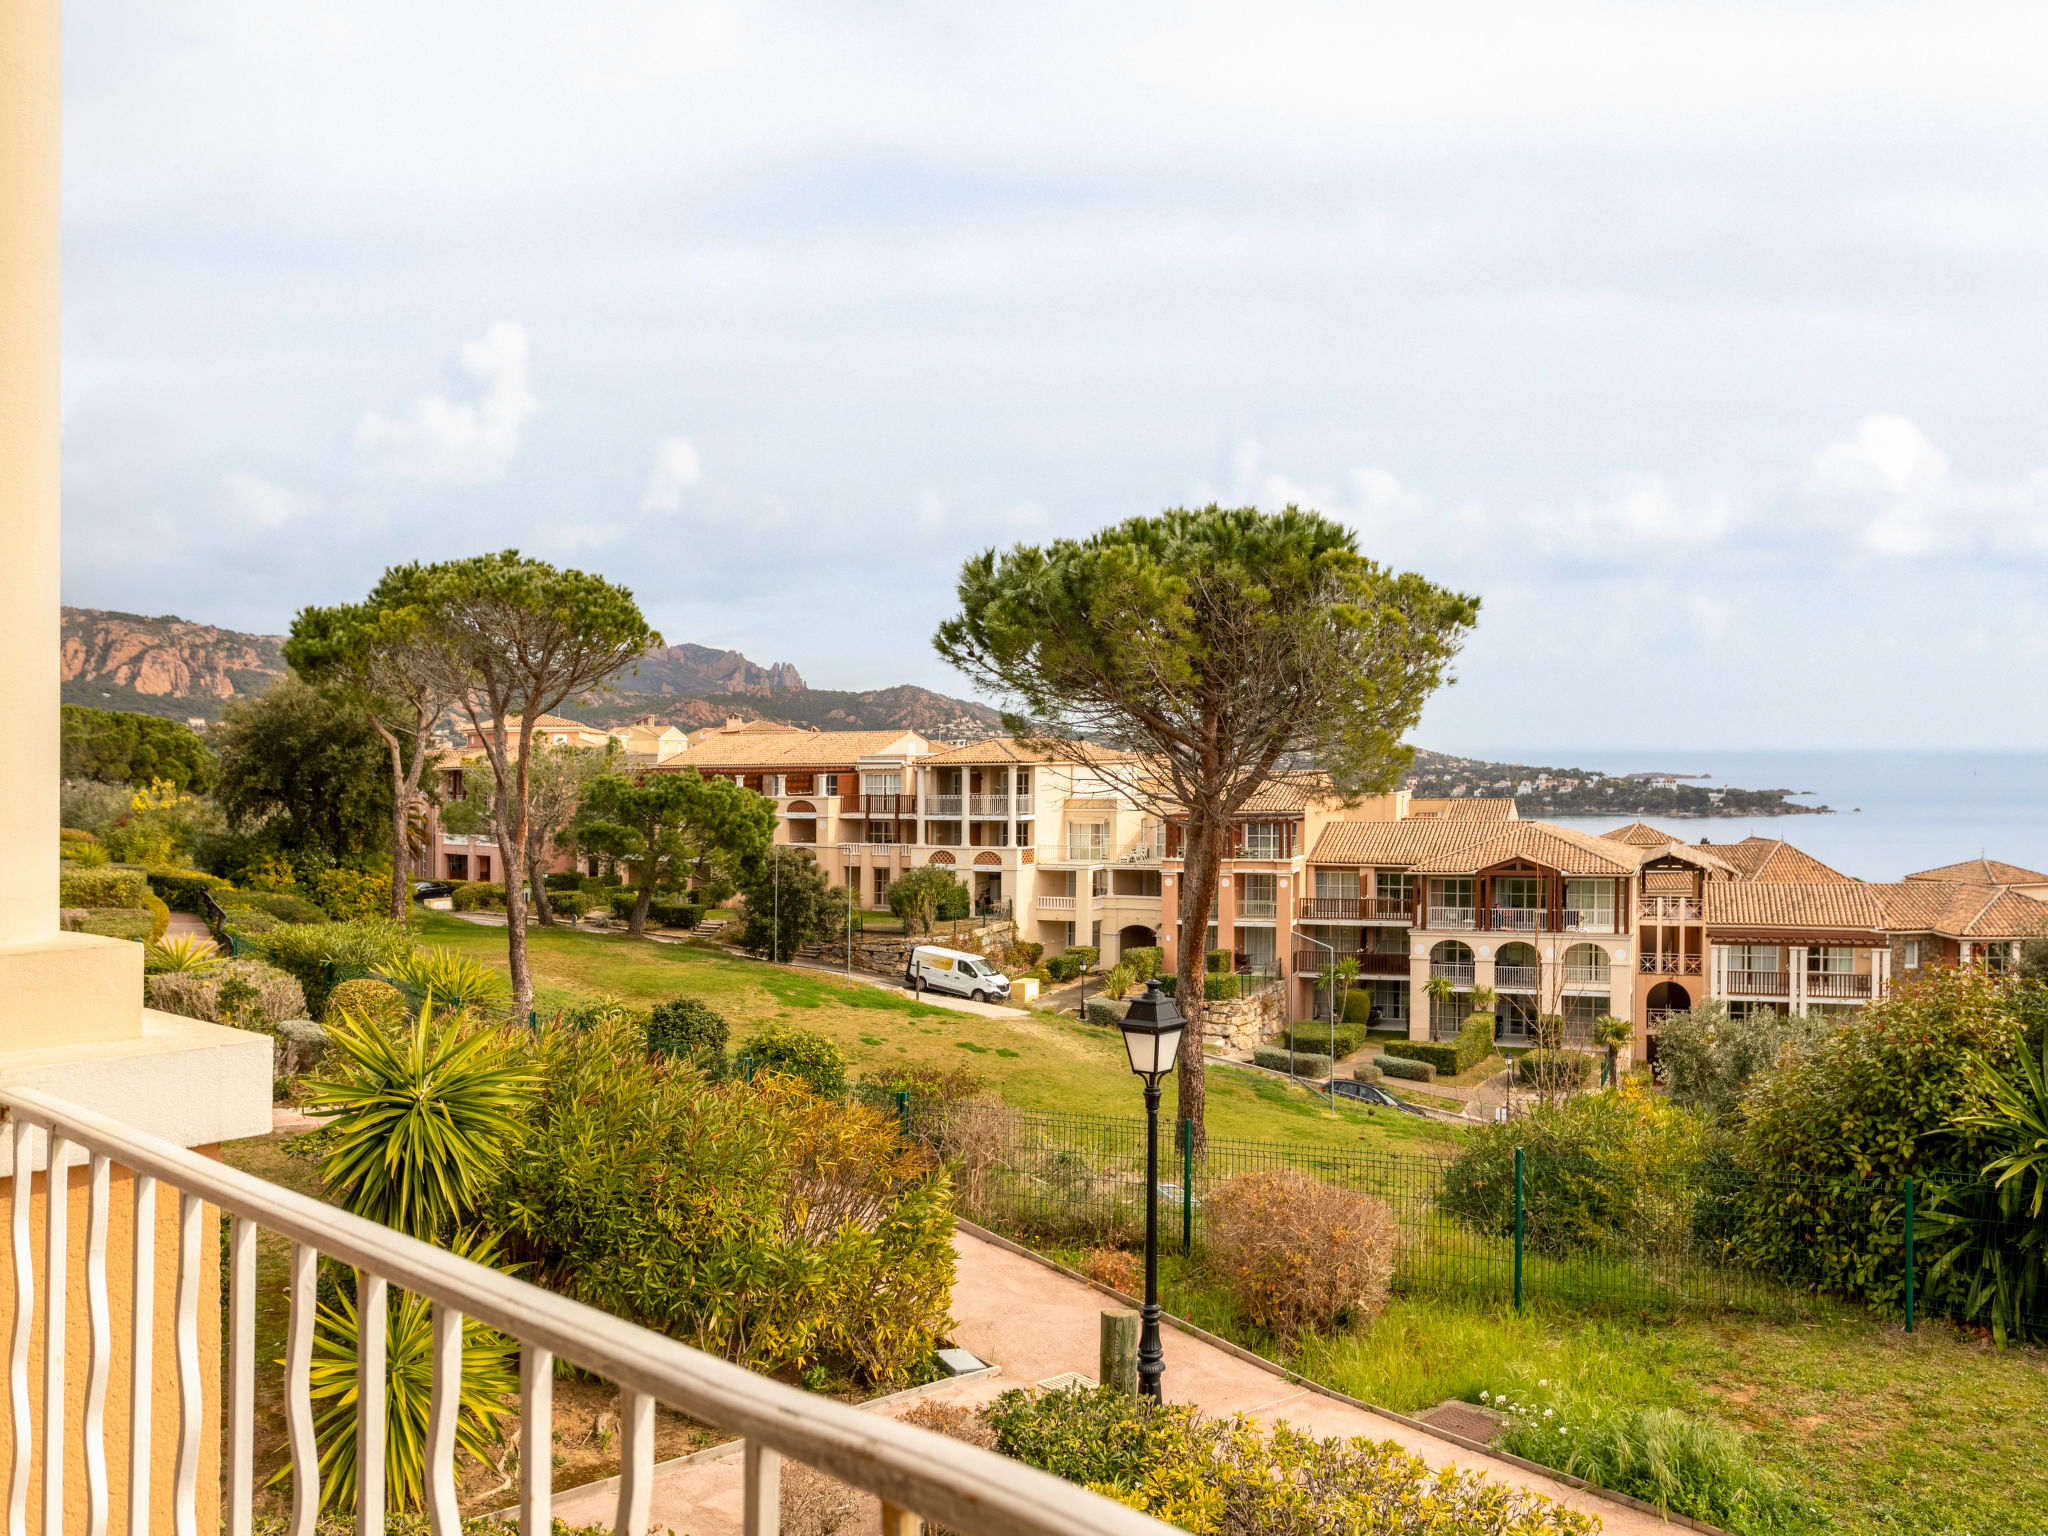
[0, 1084, 1161, 1536]
[1426, 906, 1476, 931]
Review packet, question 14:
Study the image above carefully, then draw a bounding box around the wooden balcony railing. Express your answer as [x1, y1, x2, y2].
[1807, 971, 1873, 1000]
[1726, 969, 1789, 996]
[855, 794, 918, 817]
[1294, 896, 1416, 922]
[1639, 952, 1705, 975]
[0, 1085, 1164, 1536]
[1292, 951, 1410, 977]
[1639, 896, 1702, 922]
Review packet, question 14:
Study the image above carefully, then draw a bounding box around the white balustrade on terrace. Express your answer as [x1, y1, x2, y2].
[0, 1084, 1165, 1536]
[1036, 896, 1077, 911]
[966, 796, 1009, 817]
[923, 796, 963, 817]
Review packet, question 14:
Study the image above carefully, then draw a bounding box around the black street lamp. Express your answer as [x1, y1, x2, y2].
[1115, 978, 1185, 1401]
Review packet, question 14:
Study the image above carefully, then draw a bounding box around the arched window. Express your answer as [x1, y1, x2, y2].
[1429, 940, 1474, 981]
[1494, 942, 1541, 990]
[1563, 942, 1610, 984]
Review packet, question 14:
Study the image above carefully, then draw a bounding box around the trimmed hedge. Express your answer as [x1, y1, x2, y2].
[648, 897, 701, 929]
[452, 881, 508, 912]
[66, 908, 153, 942]
[1278, 1023, 1368, 1057]
[738, 1025, 847, 1097]
[546, 890, 591, 919]
[59, 869, 148, 908]
[1009, 940, 1046, 967]
[1046, 952, 1085, 984]
[647, 997, 728, 1063]
[144, 868, 233, 913]
[1381, 1014, 1494, 1076]
[1253, 1044, 1333, 1078]
[1205, 947, 1233, 971]
[141, 892, 170, 943]
[1083, 999, 1129, 1028]
[543, 872, 584, 891]
[1350, 1063, 1383, 1084]
[1066, 945, 1101, 972]
[1373, 1053, 1435, 1082]
[223, 891, 326, 924]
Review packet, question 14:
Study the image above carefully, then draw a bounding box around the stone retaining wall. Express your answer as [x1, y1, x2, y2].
[798, 920, 1017, 978]
[1197, 988, 1285, 1052]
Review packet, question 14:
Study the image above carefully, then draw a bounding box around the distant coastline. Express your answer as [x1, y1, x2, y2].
[1404, 748, 1832, 820]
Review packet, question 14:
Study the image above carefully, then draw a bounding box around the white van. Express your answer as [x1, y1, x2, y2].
[909, 945, 1012, 1003]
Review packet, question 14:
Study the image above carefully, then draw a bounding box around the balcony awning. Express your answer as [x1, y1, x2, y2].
[1711, 929, 1887, 948]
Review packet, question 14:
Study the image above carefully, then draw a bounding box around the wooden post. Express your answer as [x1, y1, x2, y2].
[1099, 1309, 1139, 1397]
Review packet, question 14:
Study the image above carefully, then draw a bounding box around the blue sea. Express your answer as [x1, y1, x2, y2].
[1466, 749, 2048, 884]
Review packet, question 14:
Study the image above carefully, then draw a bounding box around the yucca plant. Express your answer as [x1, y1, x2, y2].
[282, 1244, 519, 1513]
[303, 1003, 536, 1240]
[376, 946, 514, 1019]
[143, 935, 219, 975]
[1927, 1034, 2048, 1344]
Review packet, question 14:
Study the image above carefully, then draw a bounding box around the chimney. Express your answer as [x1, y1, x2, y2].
[725, 716, 744, 731]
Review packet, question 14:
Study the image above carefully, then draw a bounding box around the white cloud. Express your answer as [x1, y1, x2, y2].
[355, 322, 539, 484]
[222, 471, 321, 527]
[640, 435, 703, 512]
[1521, 474, 1738, 558]
[1809, 413, 2048, 558]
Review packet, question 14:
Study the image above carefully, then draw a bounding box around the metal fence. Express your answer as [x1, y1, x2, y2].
[879, 1101, 2046, 1337]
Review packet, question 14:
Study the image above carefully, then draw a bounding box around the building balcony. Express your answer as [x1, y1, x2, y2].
[1807, 971, 1874, 1000]
[1294, 896, 1415, 922]
[1726, 968, 1788, 996]
[1559, 909, 1616, 933]
[1236, 899, 1277, 918]
[1037, 894, 1077, 911]
[1064, 844, 1111, 864]
[1640, 952, 1705, 975]
[1118, 842, 1160, 864]
[1429, 960, 1477, 985]
[0, 1084, 1139, 1536]
[923, 794, 963, 816]
[967, 794, 1010, 816]
[1563, 964, 1613, 990]
[1293, 950, 1411, 978]
[1492, 963, 1541, 990]
[1488, 907, 1542, 933]
[1640, 896, 1701, 922]
[856, 794, 918, 817]
[1426, 906, 1477, 930]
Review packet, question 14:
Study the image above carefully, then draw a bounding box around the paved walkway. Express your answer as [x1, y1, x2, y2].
[164, 912, 213, 946]
[548, 1228, 1665, 1535]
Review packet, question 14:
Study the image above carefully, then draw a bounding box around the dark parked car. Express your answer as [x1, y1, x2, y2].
[413, 880, 457, 902]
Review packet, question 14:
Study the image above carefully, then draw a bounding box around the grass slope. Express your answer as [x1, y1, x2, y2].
[411, 911, 1457, 1153]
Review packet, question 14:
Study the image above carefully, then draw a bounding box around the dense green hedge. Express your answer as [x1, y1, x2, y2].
[738, 1025, 847, 1097]
[1278, 1022, 1368, 1057]
[1518, 1049, 1594, 1088]
[543, 872, 584, 891]
[1252, 1044, 1333, 1078]
[451, 881, 507, 912]
[1381, 1014, 1492, 1076]
[144, 867, 233, 913]
[1342, 988, 1374, 1025]
[59, 868, 149, 908]
[1373, 1053, 1434, 1082]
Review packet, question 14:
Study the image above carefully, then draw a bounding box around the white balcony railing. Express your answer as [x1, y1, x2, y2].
[1118, 843, 1160, 864]
[1427, 906, 1477, 930]
[1564, 964, 1612, 988]
[1429, 960, 1477, 985]
[1037, 895, 1077, 911]
[1560, 909, 1615, 933]
[1065, 844, 1110, 864]
[0, 1084, 1163, 1536]
[1489, 907, 1540, 933]
[1236, 900, 1277, 918]
[967, 795, 1009, 817]
[924, 794, 963, 816]
[1014, 795, 1033, 817]
[1492, 964, 1541, 989]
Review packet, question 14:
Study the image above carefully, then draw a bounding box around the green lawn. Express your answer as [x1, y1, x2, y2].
[410, 910, 1458, 1153]
[1078, 1247, 2048, 1536]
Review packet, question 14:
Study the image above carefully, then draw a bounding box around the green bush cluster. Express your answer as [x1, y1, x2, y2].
[1007, 939, 1046, 968]
[64, 909, 154, 943]
[146, 959, 307, 1031]
[544, 890, 591, 919]
[326, 977, 409, 1025]
[59, 868, 149, 908]
[451, 881, 507, 912]
[256, 919, 416, 1019]
[1084, 999, 1130, 1028]
[144, 867, 234, 912]
[1045, 951, 1086, 983]
[1120, 945, 1164, 981]
[738, 1025, 848, 1097]
[1381, 1013, 1492, 1076]
[542, 872, 583, 891]
[223, 890, 327, 924]
[1252, 1044, 1333, 1078]
[1277, 1022, 1368, 1057]
[984, 1387, 1596, 1535]
[646, 997, 729, 1067]
[1373, 1053, 1434, 1082]
[1342, 988, 1375, 1025]
[1205, 947, 1233, 971]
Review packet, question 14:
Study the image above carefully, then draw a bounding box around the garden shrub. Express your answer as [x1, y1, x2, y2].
[1437, 1081, 1711, 1258]
[1252, 1045, 1332, 1078]
[224, 891, 326, 924]
[606, 890, 639, 920]
[1067, 945, 1100, 971]
[1085, 999, 1130, 1028]
[1731, 966, 2027, 1317]
[1120, 945, 1163, 981]
[985, 1388, 1593, 1535]
[59, 868, 148, 908]
[546, 890, 591, 920]
[256, 919, 416, 1019]
[484, 1022, 954, 1386]
[1654, 1001, 1828, 1122]
[1098, 962, 1138, 1000]
[860, 1062, 990, 1103]
[1277, 1023, 1367, 1057]
[59, 827, 99, 844]
[1203, 973, 1242, 1002]
[646, 896, 700, 928]
[1008, 939, 1046, 968]
[377, 948, 514, 1020]
[1492, 1380, 1802, 1532]
[1351, 1063, 1383, 1084]
[60, 839, 109, 868]
[1373, 1053, 1434, 1082]
[1203, 1169, 1395, 1339]
[325, 977, 408, 1025]
[451, 881, 508, 912]
[1205, 947, 1233, 972]
[144, 867, 233, 912]
[308, 866, 391, 922]
[220, 910, 279, 942]
[140, 892, 170, 943]
[646, 997, 729, 1066]
[543, 872, 583, 891]
[1045, 952, 1085, 984]
[147, 959, 307, 1031]
[1381, 1015, 1492, 1076]
[1342, 988, 1374, 1025]
[66, 909, 153, 943]
[1518, 1049, 1594, 1089]
[739, 1025, 848, 1097]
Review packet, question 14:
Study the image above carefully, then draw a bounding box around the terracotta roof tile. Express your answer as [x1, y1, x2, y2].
[1604, 820, 1686, 847]
[1707, 837, 1856, 884]
[1311, 818, 1637, 875]
[1872, 881, 2048, 939]
[659, 729, 930, 769]
[1406, 796, 1518, 821]
[1904, 857, 2048, 886]
[1704, 882, 1885, 930]
[919, 737, 1131, 766]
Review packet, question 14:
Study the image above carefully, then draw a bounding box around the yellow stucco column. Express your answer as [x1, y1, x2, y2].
[0, 0, 142, 1047]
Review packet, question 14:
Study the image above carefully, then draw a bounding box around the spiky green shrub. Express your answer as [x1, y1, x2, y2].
[303, 1005, 535, 1240]
[376, 946, 512, 1019]
[144, 935, 219, 975]
[293, 1249, 519, 1514]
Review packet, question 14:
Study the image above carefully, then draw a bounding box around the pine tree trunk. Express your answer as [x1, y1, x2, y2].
[1175, 820, 1223, 1155]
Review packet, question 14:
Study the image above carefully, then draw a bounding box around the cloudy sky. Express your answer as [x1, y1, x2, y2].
[60, 1, 2048, 752]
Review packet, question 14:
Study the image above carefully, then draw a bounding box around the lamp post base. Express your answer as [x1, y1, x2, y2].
[1138, 1078, 1164, 1400]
